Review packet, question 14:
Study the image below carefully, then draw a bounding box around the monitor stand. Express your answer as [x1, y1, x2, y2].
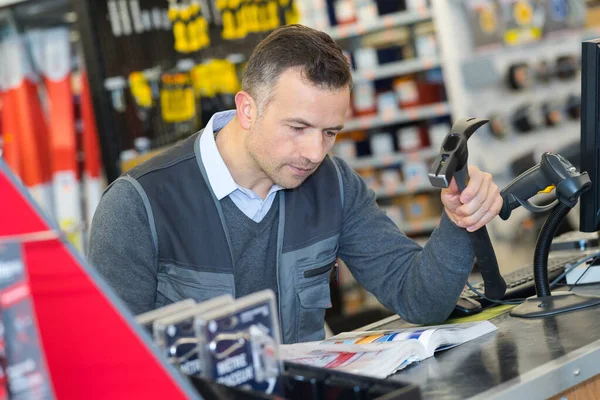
[510, 203, 600, 319]
[510, 292, 600, 318]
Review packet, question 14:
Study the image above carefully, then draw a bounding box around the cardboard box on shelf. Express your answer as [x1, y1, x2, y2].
[370, 132, 395, 155]
[394, 76, 444, 109]
[380, 167, 402, 183]
[354, 47, 379, 71]
[352, 81, 377, 116]
[380, 205, 403, 227]
[334, 0, 357, 25]
[357, 167, 380, 192]
[586, 6, 600, 28]
[401, 160, 429, 187]
[397, 193, 443, 223]
[393, 76, 419, 108]
[415, 33, 438, 59]
[356, 1, 379, 25]
[332, 139, 357, 159]
[377, 92, 398, 118]
[397, 125, 422, 151]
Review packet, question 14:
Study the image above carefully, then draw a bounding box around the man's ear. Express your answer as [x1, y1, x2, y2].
[235, 91, 257, 130]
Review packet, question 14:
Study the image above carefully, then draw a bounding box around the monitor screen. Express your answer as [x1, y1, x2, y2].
[579, 39, 600, 232]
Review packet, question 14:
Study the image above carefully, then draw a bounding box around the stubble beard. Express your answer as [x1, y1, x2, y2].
[246, 126, 310, 190]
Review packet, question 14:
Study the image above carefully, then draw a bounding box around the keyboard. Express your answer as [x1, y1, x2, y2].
[462, 253, 587, 306]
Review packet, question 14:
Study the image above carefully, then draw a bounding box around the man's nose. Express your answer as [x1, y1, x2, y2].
[299, 131, 325, 164]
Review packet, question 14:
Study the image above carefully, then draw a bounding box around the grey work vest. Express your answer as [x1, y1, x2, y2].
[115, 131, 344, 344]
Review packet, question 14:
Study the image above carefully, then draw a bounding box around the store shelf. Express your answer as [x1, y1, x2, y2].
[399, 218, 440, 234]
[352, 57, 441, 82]
[374, 182, 440, 198]
[344, 102, 450, 132]
[472, 120, 580, 179]
[327, 9, 432, 40]
[348, 147, 439, 169]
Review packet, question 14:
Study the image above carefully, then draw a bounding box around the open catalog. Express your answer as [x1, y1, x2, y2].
[279, 321, 498, 379]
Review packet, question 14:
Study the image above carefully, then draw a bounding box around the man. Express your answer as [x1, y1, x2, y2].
[89, 25, 502, 344]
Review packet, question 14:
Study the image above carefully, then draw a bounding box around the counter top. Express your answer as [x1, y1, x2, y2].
[371, 285, 600, 399]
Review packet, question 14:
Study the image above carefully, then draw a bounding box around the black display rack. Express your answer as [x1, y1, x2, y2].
[189, 362, 421, 400]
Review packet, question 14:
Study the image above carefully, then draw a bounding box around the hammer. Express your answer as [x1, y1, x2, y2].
[429, 118, 507, 300]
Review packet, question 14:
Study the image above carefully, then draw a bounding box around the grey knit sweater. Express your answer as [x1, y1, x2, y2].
[88, 156, 475, 323]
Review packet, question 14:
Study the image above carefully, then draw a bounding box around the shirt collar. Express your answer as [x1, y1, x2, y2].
[199, 110, 283, 200]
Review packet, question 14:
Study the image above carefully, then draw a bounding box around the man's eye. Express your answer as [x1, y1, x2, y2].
[290, 126, 305, 132]
[325, 131, 337, 138]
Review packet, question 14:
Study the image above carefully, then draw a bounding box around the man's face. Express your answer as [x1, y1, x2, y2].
[246, 68, 350, 189]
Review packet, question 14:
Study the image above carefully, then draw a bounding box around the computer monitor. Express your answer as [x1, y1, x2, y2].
[579, 39, 600, 232]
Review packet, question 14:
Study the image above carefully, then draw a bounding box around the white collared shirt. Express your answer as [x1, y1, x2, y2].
[199, 110, 283, 222]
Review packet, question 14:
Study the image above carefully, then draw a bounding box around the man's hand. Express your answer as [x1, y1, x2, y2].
[441, 166, 502, 232]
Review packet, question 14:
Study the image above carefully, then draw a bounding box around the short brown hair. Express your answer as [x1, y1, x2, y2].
[242, 24, 352, 112]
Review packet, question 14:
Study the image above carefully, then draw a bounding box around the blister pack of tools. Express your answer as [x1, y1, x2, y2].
[195, 290, 282, 394]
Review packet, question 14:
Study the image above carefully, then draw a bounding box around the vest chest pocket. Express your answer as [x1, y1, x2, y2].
[295, 250, 337, 287]
[155, 263, 235, 308]
[296, 281, 332, 343]
[294, 252, 336, 342]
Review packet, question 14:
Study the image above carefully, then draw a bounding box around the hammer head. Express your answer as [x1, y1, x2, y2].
[428, 118, 488, 188]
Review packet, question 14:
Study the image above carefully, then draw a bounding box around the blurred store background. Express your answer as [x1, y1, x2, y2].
[0, 0, 598, 331]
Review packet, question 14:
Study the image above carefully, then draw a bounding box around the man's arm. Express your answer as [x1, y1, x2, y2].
[335, 157, 475, 324]
[88, 179, 158, 315]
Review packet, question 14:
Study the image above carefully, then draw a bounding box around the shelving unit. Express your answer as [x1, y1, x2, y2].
[430, 0, 584, 170]
[476, 120, 581, 177]
[343, 102, 450, 132]
[428, 0, 591, 243]
[399, 217, 440, 235]
[347, 147, 439, 169]
[327, 8, 432, 41]
[352, 57, 441, 82]
[374, 182, 439, 199]
[311, 3, 448, 242]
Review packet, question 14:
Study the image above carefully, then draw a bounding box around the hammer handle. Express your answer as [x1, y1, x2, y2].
[454, 166, 507, 300]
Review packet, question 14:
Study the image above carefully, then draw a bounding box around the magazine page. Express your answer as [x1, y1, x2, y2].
[325, 326, 438, 351]
[322, 321, 497, 354]
[279, 321, 498, 378]
[281, 321, 496, 356]
[330, 321, 498, 355]
[425, 321, 498, 355]
[282, 340, 427, 379]
[279, 325, 438, 358]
